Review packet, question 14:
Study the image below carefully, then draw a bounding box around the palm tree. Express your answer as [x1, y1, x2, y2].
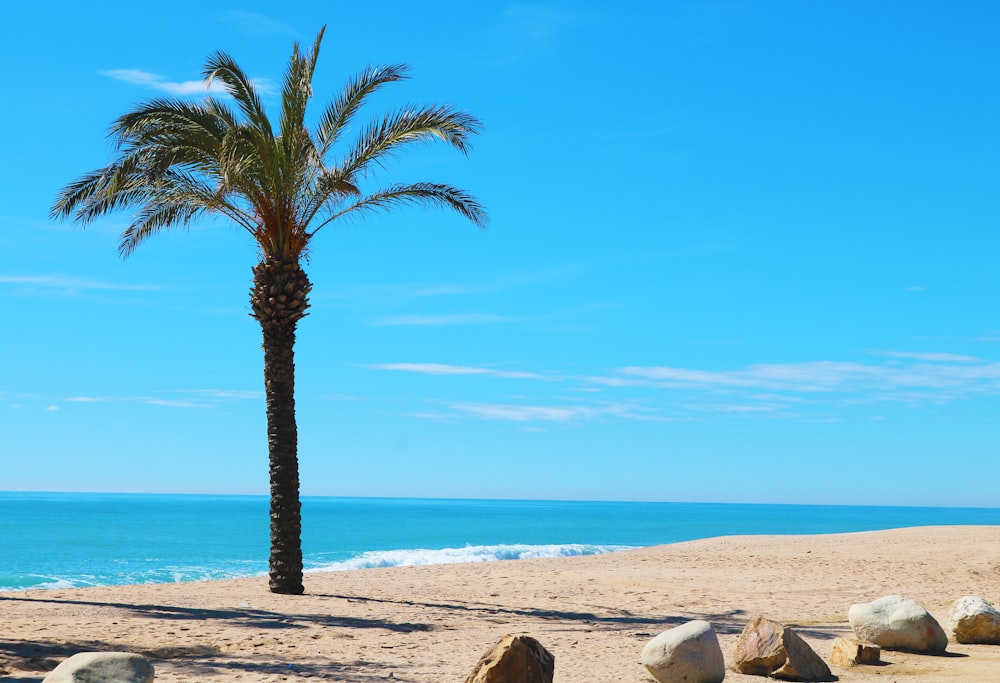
[51, 27, 487, 594]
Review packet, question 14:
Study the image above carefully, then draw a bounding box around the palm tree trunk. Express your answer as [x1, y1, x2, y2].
[262, 322, 304, 594]
[251, 257, 312, 595]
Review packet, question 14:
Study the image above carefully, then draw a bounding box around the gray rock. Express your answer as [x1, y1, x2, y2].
[465, 635, 554, 683]
[640, 620, 725, 683]
[732, 615, 831, 681]
[42, 652, 154, 683]
[848, 595, 947, 652]
[947, 596, 1000, 644]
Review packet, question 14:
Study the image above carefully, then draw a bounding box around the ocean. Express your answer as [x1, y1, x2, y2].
[3, 492, 999, 591]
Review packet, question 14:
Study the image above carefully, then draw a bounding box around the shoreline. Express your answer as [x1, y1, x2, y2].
[4, 526, 1000, 681]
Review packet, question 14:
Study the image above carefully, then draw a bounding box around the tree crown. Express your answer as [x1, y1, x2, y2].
[51, 26, 488, 260]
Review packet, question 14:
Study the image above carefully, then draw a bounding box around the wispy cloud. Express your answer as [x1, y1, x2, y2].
[406, 268, 581, 297]
[370, 363, 543, 379]
[322, 268, 580, 310]
[65, 395, 213, 409]
[875, 351, 980, 363]
[219, 11, 299, 38]
[374, 313, 514, 326]
[364, 350, 1000, 424]
[490, 5, 597, 65]
[141, 398, 216, 409]
[374, 304, 612, 327]
[0, 274, 161, 294]
[600, 352, 1000, 404]
[102, 69, 228, 96]
[63, 389, 261, 409]
[102, 69, 274, 97]
[414, 399, 657, 424]
[180, 389, 264, 400]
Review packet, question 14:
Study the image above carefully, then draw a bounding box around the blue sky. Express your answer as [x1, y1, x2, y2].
[2, 2, 998, 506]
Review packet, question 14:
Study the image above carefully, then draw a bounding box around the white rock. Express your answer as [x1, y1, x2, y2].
[848, 595, 947, 652]
[43, 652, 154, 683]
[641, 620, 725, 683]
[948, 596, 1000, 644]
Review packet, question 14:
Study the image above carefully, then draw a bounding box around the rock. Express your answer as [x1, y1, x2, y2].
[733, 616, 831, 681]
[640, 620, 725, 683]
[42, 652, 154, 683]
[848, 595, 947, 652]
[828, 637, 880, 666]
[465, 635, 554, 683]
[948, 596, 1000, 644]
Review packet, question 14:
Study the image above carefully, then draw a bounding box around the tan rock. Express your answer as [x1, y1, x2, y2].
[948, 596, 1000, 644]
[465, 634, 554, 683]
[733, 616, 831, 681]
[828, 637, 880, 666]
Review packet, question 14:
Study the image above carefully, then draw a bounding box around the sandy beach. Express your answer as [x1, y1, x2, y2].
[3, 526, 1000, 682]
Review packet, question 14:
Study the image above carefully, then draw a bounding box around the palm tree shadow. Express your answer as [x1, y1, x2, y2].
[0, 636, 405, 683]
[316, 591, 756, 634]
[1, 595, 431, 633]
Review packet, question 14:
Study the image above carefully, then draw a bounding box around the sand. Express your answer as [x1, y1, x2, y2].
[3, 526, 1000, 682]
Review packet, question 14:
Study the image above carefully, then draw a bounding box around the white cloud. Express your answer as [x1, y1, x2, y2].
[370, 363, 542, 379]
[490, 5, 596, 65]
[373, 363, 491, 376]
[449, 402, 584, 422]
[61, 392, 255, 409]
[219, 11, 299, 38]
[141, 398, 214, 409]
[0, 274, 160, 293]
[363, 351, 1000, 425]
[876, 351, 981, 363]
[425, 400, 655, 423]
[373, 304, 610, 327]
[102, 69, 274, 97]
[374, 313, 513, 326]
[102, 69, 228, 96]
[181, 389, 263, 400]
[612, 361, 883, 392]
[605, 353, 1000, 403]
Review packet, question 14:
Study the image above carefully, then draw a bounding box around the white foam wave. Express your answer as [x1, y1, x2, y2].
[305, 543, 631, 573]
[0, 574, 97, 592]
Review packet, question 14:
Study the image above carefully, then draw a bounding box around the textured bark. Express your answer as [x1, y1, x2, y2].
[251, 257, 312, 595]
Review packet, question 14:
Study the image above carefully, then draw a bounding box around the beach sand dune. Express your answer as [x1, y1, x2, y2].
[3, 526, 1000, 682]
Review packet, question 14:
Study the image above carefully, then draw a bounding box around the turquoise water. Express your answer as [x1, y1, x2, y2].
[2, 491, 999, 591]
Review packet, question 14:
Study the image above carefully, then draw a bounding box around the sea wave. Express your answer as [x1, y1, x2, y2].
[0, 564, 266, 592]
[0, 575, 90, 591]
[1, 544, 631, 591]
[305, 543, 632, 573]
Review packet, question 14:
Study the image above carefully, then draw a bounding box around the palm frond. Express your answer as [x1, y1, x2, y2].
[296, 167, 361, 229]
[314, 64, 409, 157]
[344, 105, 483, 176]
[310, 182, 488, 235]
[119, 202, 206, 257]
[111, 98, 226, 149]
[53, 29, 486, 264]
[203, 51, 272, 137]
[279, 28, 324, 150]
